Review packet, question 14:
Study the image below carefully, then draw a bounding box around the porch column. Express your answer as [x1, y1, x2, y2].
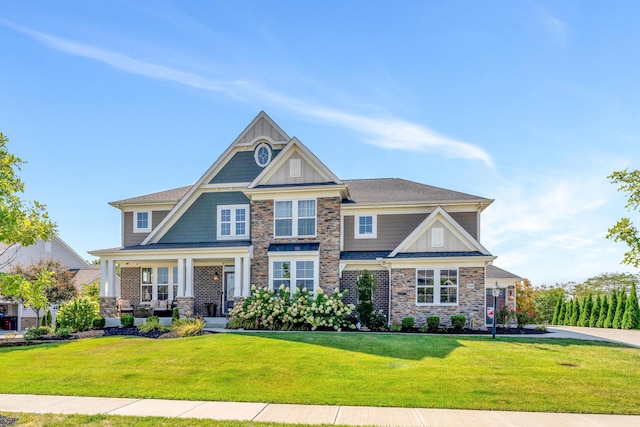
[17, 303, 23, 331]
[185, 258, 194, 297]
[177, 258, 185, 297]
[234, 257, 242, 297]
[107, 260, 117, 298]
[242, 256, 251, 296]
[100, 260, 108, 297]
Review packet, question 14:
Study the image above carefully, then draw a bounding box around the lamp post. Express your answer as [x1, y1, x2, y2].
[491, 282, 501, 339]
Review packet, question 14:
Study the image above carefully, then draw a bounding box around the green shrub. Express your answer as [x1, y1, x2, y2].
[120, 315, 135, 327]
[551, 296, 562, 325]
[56, 297, 100, 332]
[356, 270, 377, 328]
[569, 299, 580, 326]
[172, 307, 180, 322]
[92, 317, 105, 329]
[138, 316, 167, 333]
[55, 327, 71, 338]
[578, 294, 593, 327]
[170, 318, 205, 337]
[401, 317, 414, 331]
[514, 310, 531, 328]
[369, 310, 388, 331]
[389, 323, 402, 332]
[450, 315, 466, 331]
[613, 289, 626, 329]
[23, 327, 49, 340]
[426, 315, 440, 333]
[41, 309, 53, 328]
[557, 300, 566, 325]
[596, 294, 609, 328]
[604, 291, 617, 328]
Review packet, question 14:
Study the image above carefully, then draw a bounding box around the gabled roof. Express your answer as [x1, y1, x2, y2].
[343, 178, 492, 207]
[487, 265, 522, 280]
[109, 186, 192, 208]
[389, 206, 491, 257]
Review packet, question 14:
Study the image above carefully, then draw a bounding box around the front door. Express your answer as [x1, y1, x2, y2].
[224, 272, 235, 314]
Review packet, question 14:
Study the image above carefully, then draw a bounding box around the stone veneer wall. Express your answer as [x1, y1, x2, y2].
[99, 297, 117, 318]
[251, 197, 341, 294]
[390, 267, 486, 328]
[120, 267, 141, 303]
[340, 269, 390, 316]
[193, 266, 223, 317]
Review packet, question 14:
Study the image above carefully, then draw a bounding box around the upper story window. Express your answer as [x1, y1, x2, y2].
[217, 205, 250, 239]
[254, 142, 272, 168]
[133, 211, 152, 233]
[274, 200, 316, 237]
[355, 214, 377, 239]
[416, 268, 458, 306]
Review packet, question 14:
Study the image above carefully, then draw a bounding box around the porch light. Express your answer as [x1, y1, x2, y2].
[213, 272, 220, 282]
[491, 282, 501, 339]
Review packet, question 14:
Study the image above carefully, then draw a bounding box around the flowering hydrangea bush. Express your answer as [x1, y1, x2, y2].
[228, 285, 355, 331]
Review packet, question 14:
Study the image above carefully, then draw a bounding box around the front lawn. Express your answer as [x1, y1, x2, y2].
[1, 333, 638, 414]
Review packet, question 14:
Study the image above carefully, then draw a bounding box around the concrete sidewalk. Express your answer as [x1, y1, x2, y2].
[1, 393, 639, 426]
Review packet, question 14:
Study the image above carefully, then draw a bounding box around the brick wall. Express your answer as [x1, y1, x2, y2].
[251, 197, 341, 294]
[340, 269, 390, 317]
[390, 266, 486, 328]
[193, 266, 223, 317]
[121, 267, 141, 303]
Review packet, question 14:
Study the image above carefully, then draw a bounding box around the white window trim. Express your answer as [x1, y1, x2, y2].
[217, 204, 250, 240]
[274, 199, 317, 238]
[268, 254, 319, 296]
[254, 142, 272, 168]
[133, 210, 152, 233]
[355, 214, 377, 239]
[140, 266, 178, 302]
[415, 268, 459, 307]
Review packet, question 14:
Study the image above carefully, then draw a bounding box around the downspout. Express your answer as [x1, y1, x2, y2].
[380, 259, 392, 326]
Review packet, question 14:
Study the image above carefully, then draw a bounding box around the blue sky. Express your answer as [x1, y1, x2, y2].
[1, 1, 639, 285]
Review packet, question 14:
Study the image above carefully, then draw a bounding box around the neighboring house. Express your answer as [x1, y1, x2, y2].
[90, 111, 518, 328]
[0, 235, 100, 330]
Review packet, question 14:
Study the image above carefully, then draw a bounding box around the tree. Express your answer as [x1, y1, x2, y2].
[551, 296, 562, 325]
[557, 299, 566, 325]
[8, 259, 77, 304]
[604, 291, 617, 328]
[573, 272, 639, 299]
[516, 279, 536, 316]
[589, 294, 601, 328]
[612, 289, 627, 329]
[0, 132, 56, 268]
[0, 269, 54, 326]
[621, 282, 640, 330]
[569, 298, 580, 326]
[596, 293, 609, 328]
[534, 285, 566, 324]
[81, 279, 100, 302]
[578, 293, 593, 327]
[607, 169, 640, 267]
[563, 298, 573, 325]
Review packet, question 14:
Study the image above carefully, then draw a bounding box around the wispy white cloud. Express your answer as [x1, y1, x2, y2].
[1, 20, 493, 167]
[529, 1, 569, 45]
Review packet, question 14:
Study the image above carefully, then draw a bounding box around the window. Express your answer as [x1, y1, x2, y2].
[355, 215, 377, 239]
[270, 259, 317, 294]
[140, 266, 177, 302]
[254, 142, 272, 168]
[416, 268, 458, 305]
[133, 211, 152, 233]
[217, 205, 249, 239]
[274, 200, 316, 237]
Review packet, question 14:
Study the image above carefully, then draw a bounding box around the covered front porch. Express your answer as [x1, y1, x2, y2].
[93, 244, 253, 320]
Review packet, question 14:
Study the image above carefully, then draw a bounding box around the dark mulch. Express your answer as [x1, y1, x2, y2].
[0, 414, 17, 426]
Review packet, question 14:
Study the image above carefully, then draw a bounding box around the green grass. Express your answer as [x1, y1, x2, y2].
[1, 412, 340, 427]
[1, 332, 639, 414]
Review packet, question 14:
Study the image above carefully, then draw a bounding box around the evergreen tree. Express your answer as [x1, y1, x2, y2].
[563, 298, 573, 325]
[578, 293, 593, 327]
[569, 298, 580, 326]
[604, 291, 617, 328]
[557, 299, 566, 325]
[596, 293, 609, 328]
[551, 296, 562, 325]
[622, 282, 640, 329]
[589, 294, 601, 328]
[612, 289, 627, 329]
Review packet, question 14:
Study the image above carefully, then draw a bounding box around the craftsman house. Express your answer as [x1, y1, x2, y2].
[91, 112, 517, 328]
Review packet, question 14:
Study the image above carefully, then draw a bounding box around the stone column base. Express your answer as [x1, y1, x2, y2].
[100, 297, 117, 318]
[177, 297, 195, 318]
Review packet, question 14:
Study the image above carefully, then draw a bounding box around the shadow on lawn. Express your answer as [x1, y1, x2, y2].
[242, 332, 465, 360]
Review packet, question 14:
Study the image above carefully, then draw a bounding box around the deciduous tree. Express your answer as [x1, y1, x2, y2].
[607, 169, 640, 267]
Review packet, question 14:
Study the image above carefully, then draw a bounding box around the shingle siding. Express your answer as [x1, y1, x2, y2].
[159, 192, 250, 244]
[210, 150, 281, 184]
[124, 210, 170, 247]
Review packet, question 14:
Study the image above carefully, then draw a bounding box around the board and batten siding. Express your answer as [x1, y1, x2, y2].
[123, 210, 170, 247]
[159, 191, 250, 244]
[403, 219, 472, 252]
[262, 151, 332, 186]
[343, 211, 478, 252]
